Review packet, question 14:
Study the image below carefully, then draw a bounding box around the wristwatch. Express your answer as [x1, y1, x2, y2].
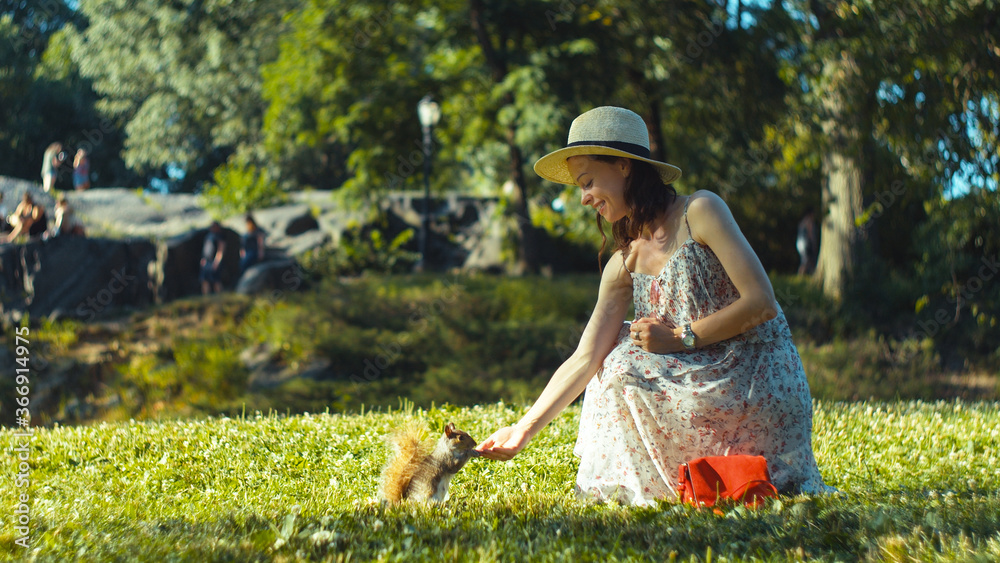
[681, 323, 697, 351]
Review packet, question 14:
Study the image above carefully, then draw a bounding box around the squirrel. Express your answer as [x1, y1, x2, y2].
[379, 421, 479, 503]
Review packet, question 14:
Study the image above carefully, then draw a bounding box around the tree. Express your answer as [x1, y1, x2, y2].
[261, 0, 806, 271]
[463, 0, 579, 273]
[913, 187, 1000, 362]
[527, 0, 805, 270]
[261, 0, 575, 271]
[433, 0, 796, 272]
[795, 0, 999, 299]
[0, 15, 39, 178]
[261, 0, 439, 196]
[68, 0, 296, 190]
[1, 0, 77, 57]
[0, 11, 130, 187]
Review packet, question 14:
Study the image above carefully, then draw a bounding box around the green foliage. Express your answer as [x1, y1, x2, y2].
[773, 270, 992, 400]
[68, 0, 297, 188]
[115, 337, 248, 419]
[249, 274, 598, 412]
[261, 0, 442, 196]
[0, 15, 131, 187]
[8, 275, 996, 428]
[3, 0, 994, 296]
[2, 401, 1000, 560]
[300, 226, 420, 278]
[531, 188, 603, 252]
[32, 318, 81, 352]
[912, 188, 1000, 363]
[0, 0, 78, 53]
[799, 333, 944, 401]
[200, 157, 287, 219]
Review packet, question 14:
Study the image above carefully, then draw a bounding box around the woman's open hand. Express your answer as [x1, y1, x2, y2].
[475, 425, 532, 461]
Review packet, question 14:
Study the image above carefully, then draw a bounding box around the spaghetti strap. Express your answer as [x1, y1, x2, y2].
[682, 196, 693, 240]
[621, 251, 633, 276]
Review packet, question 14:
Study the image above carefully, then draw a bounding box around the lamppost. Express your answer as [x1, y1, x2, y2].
[416, 95, 441, 271]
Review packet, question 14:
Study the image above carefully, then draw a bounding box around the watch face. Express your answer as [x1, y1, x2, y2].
[682, 326, 696, 348]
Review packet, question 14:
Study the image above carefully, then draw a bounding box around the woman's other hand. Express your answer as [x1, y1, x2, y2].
[630, 317, 681, 354]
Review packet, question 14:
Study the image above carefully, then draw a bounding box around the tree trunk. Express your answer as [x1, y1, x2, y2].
[504, 127, 541, 274]
[645, 99, 666, 162]
[469, 0, 540, 274]
[815, 53, 865, 300]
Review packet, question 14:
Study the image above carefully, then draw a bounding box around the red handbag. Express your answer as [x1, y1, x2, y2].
[677, 455, 778, 508]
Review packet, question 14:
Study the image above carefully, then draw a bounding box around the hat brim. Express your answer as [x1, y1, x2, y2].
[533, 145, 682, 186]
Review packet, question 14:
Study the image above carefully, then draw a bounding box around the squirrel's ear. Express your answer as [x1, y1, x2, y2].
[444, 422, 456, 436]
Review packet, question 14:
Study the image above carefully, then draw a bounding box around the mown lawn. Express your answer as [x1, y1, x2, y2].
[2, 400, 999, 562]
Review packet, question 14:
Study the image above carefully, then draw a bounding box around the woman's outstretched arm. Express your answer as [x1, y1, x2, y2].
[476, 251, 633, 461]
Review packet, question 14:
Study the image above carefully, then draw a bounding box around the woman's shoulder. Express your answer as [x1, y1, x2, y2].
[684, 190, 738, 244]
[603, 249, 635, 285]
[685, 190, 735, 222]
[685, 190, 729, 213]
[608, 248, 628, 269]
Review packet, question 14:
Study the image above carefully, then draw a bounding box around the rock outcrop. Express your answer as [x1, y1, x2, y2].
[0, 236, 156, 322]
[149, 227, 241, 303]
[0, 226, 247, 322]
[0, 175, 596, 323]
[235, 259, 306, 295]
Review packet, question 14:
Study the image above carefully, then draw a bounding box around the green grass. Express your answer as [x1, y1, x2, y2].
[3, 401, 999, 561]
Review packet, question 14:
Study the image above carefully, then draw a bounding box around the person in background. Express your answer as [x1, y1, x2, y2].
[200, 221, 226, 295]
[5, 192, 47, 242]
[73, 148, 91, 191]
[796, 207, 818, 276]
[239, 213, 267, 276]
[48, 195, 85, 238]
[41, 143, 65, 193]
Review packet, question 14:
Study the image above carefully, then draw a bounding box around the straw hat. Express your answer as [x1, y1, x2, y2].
[533, 106, 682, 186]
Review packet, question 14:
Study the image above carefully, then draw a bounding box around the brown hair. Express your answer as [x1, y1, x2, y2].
[590, 156, 678, 264]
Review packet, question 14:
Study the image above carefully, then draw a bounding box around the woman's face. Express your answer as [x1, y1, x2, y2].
[566, 155, 631, 222]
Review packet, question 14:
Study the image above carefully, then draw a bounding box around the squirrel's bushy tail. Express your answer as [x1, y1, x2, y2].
[379, 420, 433, 503]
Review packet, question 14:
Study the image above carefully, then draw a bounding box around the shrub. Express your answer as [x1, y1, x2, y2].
[799, 332, 944, 401]
[201, 156, 287, 219]
[248, 274, 598, 411]
[912, 189, 1000, 367]
[300, 226, 420, 278]
[116, 338, 248, 418]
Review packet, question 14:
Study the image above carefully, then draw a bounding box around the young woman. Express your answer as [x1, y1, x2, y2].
[476, 106, 833, 505]
[73, 149, 91, 191]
